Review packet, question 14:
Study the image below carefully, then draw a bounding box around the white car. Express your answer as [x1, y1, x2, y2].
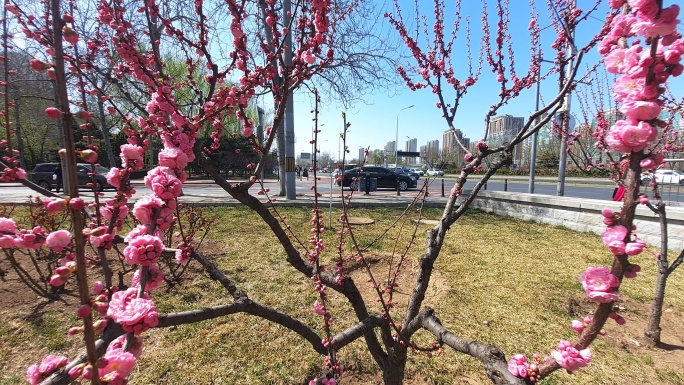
[426, 168, 445, 176]
[641, 169, 684, 185]
[410, 168, 424, 176]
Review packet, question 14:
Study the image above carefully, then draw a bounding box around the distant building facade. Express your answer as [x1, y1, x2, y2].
[488, 115, 524, 166]
[442, 129, 471, 166]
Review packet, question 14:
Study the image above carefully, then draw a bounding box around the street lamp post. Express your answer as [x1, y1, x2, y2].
[528, 56, 555, 194]
[396, 105, 414, 167]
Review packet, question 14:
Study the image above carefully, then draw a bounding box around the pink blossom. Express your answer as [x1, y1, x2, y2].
[628, 0, 659, 19]
[619, 100, 661, 121]
[571, 317, 592, 334]
[46, 230, 72, 252]
[144, 166, 183, 200]
[131, 263, 165, 291]
[158, 145, 189, 170]
[313, 300, 326, 316]
[120, 144, 144, 171]
[107, 287, 159, 334]
[27, 355, 69, 385]
[45, 107, 62, 119]
[571, 320, 584, 334]
[607, 240, 626, 256]
[80, 149, 98, 163]
[619, 120, 656, 152]
[0, 217, 16, 248]
[132, 195, 164, 225]
[124, 225, 150, 243]
[551, 340, 591, 373]
[579, 267, 620, 303]
[632, 18, 679, 38]
[99, 348, 137, 379]
[100, 200, 129, 226]
[507, 354, 530, 378]
[92, 281, 105, 295]
[69, 197, 85, 210]
[123, 235, 164, 266]
[0, 217, 17, 233]
[625, 241, 645, 256]
[600, 208, 614, 218]
[604, 46, 639, 74]
[106, 167, 125, 189]
[602, 225, 628, 246]
[45, 198, 66, 213]
[62, 26, 79, 44]
[108, 334, 143, 358]
[301, 50, 316, 64]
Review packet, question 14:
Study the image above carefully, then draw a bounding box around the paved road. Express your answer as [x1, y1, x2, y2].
[314, 176, 684, 203]
[0, 175, 681, 205]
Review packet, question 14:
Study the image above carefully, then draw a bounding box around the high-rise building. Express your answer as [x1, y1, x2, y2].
[358, 147, 366, 164]
[443, 129, 470, 166]
[488, 115, 524, 166]
[420, 139, 441, 165]
[384, 141, 396, 153]
[404, 138, 418, 164]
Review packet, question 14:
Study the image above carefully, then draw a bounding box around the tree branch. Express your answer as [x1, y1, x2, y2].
[420, 308, 528, 385]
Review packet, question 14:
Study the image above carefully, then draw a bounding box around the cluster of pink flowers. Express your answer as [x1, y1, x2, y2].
[551, 340, 592, 373]
[132, 195, 176, 231]
[49, 253, 77, 287]
[99, 199, 129, 230]
[120, 144, 145, 171]
[14, 226, 48, 249]
[123, 234, 164, 266]
[145, 166, 184, 200]
[507, 354, 543, 382]
[600, 1, 682, 156]
[107, 287, 159, 334]
[26, 355, 69, 385]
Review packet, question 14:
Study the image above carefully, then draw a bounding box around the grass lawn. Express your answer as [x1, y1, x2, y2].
[1, 206, 683, 385]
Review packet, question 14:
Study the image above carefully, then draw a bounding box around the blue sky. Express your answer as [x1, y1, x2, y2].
[290, 0, 684, 163]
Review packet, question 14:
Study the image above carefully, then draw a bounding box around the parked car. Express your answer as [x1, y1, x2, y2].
[393, 167, 420, 180]
[641, 169, 684, 185]
[338, 166, 417, 191]
[29, 163, 115, 192]
[410, 168, 424, 176]
[426, 168, 445, 176]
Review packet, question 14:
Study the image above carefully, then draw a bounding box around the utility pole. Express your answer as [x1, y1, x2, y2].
[395, 105, 414, 167]
[283, 0, 296, 200]
[257, 106, 265, 182]
[556, 4, 575, 197]
[528, 56, 555, 194]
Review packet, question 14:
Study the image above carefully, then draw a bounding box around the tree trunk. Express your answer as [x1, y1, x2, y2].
[381, 346, 407, 385]
[644, 267, 667, 346]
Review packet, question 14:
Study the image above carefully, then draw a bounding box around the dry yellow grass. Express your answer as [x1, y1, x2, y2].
[1, 206, 683, 385]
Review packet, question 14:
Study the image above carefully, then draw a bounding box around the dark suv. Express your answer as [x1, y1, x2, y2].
[338, 166, 417, 191]
[29, 163, 114, 192]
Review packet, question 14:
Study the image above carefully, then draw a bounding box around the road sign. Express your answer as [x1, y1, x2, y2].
[553, 112, 576, 133]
